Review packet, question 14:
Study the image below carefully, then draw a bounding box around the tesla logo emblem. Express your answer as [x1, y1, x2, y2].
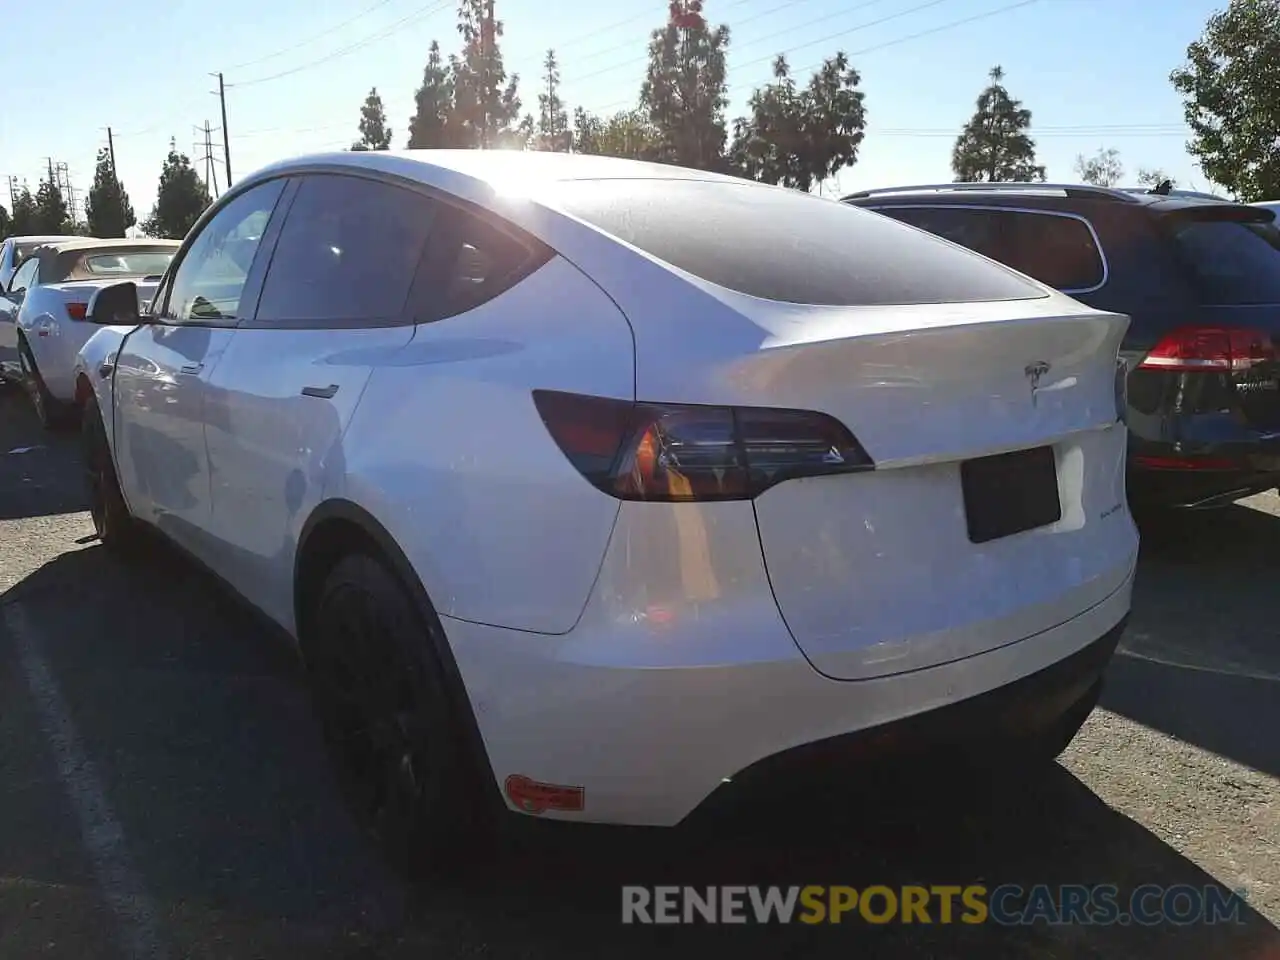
[1025, 361, 1051, 404]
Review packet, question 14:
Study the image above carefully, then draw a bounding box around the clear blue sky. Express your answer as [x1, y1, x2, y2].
[0, 0, 1228, 219]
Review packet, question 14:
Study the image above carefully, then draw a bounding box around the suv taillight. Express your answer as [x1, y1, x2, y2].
[1138, 326, 1277, 372]
[533, 389, 874, 501]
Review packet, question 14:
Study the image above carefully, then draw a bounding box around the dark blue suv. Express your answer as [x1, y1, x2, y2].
[844, 183, 1280, 509]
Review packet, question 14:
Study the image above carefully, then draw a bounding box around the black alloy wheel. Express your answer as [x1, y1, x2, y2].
[306, 553, 487, 878]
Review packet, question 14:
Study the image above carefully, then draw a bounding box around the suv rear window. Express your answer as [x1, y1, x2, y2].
[549, 179, 1046, 306]
[1170, 216, 1280, 305]
[873, 205, 1105, 292]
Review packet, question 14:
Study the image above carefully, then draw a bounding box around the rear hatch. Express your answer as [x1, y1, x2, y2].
[1145, 206, 1280, 432]
[728, 297, 1134, 680]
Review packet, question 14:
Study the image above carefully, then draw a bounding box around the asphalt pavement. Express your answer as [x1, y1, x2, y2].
[0, 383, 1277, 959]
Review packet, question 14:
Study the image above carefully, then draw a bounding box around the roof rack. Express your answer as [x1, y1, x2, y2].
[841, 182, 1142, 203]
[1118, 186, 1233, 202]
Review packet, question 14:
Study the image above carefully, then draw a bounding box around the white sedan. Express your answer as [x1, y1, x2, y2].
[75, 149, 1138, 874]
[2, 237, 177, 426]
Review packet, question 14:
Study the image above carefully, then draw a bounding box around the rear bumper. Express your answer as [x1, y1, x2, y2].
[1128, 435, 1280, 507]
[721, 613, 1124, 790]
[444, 545, 1135, 828]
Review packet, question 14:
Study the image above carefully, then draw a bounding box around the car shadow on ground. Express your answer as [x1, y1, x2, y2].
[3, 533, 1278, 959]
[1105, 502, 1280, 779]
[0, 386, 84, 521]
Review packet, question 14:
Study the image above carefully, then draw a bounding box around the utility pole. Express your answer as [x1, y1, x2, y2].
[212, 72, 232, 186]
[480, 0, 495, 149]
[106, 126, 128, 232]
[204, 121, 220, 198]
[6, 175, 15, 210]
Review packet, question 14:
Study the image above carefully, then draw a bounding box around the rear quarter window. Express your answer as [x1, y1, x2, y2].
[1167, 215, 1280, 305]
[550, 179, 1046, 306]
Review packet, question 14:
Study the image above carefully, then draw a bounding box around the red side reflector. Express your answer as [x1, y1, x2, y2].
[65, 302, 88, 320]
[1132, 455, 1239, 471]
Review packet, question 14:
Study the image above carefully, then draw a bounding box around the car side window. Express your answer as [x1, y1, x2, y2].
[162, 178, 287, 324]
[999, 211, 1105, 292]
[254, 174, 437, 325]
[9, 258, 38, 298]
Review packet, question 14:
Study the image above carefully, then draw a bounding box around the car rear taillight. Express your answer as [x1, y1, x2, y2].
[65, 302, 88, 320]
[533, 389, 874, 501]
[1138, 326, 1276, 372]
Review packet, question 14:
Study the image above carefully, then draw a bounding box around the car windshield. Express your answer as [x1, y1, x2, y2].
[1170, 215, 1280, 305]
[547, 178, 1047, 306]
[81, 251, 175, 277]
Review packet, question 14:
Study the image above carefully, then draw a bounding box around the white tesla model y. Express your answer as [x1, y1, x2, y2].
[75, 149, 1138, 871]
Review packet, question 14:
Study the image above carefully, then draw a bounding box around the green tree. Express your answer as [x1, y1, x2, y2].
[85, 147, 137, 237]
[33, 174, 71, 234]
[143, 142, 212, 239]
[10, 186, 38, 235]
[572, 107, 660, 159]
[729, 53, 866, 192]
[0, 203, 9, 238]
[1171, 0, 1280, 201]
[1137, 167, 1178, 189]
[351, 87, 393, 151]
[450, 0, 522, 148]
[951, 66, 1045, 182]
[408, 40, 457, 148]
[536, 49, 569, 151]
[640, 0, 730, 170]
[1074, 147, 1124, 187]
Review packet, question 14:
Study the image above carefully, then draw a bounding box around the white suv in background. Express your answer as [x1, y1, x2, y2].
[76, 150, 1138, 875]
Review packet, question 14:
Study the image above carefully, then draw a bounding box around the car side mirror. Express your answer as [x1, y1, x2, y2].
[86, 282, 142, 326]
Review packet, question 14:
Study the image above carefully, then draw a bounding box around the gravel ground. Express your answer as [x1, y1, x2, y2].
[0, 384, 1276, 959]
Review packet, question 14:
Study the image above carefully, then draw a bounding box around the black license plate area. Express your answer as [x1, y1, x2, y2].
[961, 445, 1061, 544]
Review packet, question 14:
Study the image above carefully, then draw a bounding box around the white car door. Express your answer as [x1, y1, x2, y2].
[200, 172, 433, 627]
[112, 178, 289, 555]
[0, 257, 38, 376]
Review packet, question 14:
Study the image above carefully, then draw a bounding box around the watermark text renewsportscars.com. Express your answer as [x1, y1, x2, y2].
[621, 884, 1248, 926]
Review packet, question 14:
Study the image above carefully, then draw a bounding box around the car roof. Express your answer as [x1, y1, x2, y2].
[9, 234, 82, 247]
[239, 149, 764, 215]
[35, 237, 180, 255]
[840, 182, 1258, 215]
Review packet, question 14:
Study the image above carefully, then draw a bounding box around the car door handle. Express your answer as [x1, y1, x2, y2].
[301, 384, 339, 399]
[179, 362, 204, 375]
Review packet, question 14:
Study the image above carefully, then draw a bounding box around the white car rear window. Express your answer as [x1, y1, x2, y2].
[550, 178, 1048, 306]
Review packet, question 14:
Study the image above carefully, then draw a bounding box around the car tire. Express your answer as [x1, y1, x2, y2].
[82, 396, 142, 554]
[303, 552, 495, 880]
[19, 338, 67, 431]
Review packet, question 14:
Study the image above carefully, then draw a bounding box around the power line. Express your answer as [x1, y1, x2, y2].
[226, 0, 400, 70]
[564, 0, 954, 87]
[229, 0, 452, 88]
[587, 0, 1045, 114]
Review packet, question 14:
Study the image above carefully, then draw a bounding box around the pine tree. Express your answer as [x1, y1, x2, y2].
[85, 147, 137, 237]
[408, 40, 456, 148]
[33, 173, 71, 234]
[729, 53, 866, 192]
[351, 87, 393, 151]
[536, 49, 569, 151]
[640, 0, 730, 170]
[451, 0, 522, 148]
[951, 66, 1045, 183]
[10, 186, 38, 235]
[143, 141, 212, 239]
